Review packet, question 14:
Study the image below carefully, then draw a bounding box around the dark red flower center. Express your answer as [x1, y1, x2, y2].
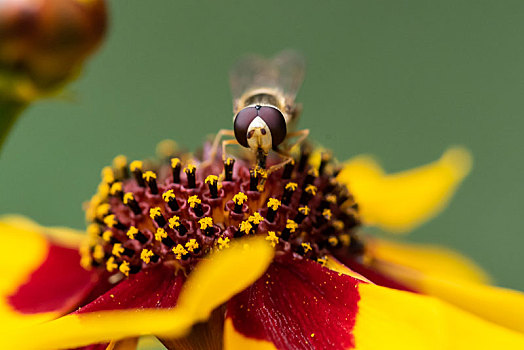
[81, 143, 363, 277]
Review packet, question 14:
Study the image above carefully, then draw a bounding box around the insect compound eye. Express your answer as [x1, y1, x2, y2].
[234, 107, 258, 147]
[258, 106, 286, 148]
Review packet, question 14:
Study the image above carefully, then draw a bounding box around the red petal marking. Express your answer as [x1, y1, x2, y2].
[75, 264, 184, 313]
[8, 243, 100, 314]
[227, 256, 361, 350]
[337, 255, 417, 293]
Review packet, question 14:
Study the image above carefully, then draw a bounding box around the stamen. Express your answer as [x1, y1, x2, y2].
[282, 182, 297, 206]
[294, 206, 310, 224]
[216, 236, 230, 250]
[149, 207, 167, 227]
[109, 182, 123, 200]
[248, 212, 263, 232]
[281, 219, 298, 240]
[101, 166, 115, 185]
[298, 145, 311, 172]
[103, 214, 126, 230]
[300, 242, 312, 254]
[266, 198, 281, 222]
[319, 152, 331, 175]
[184, 164, 197, 189]
[282, 159, 294, 179]
[106, 256, 118, 272]
[299, 184, 317, 205]
[171, 158, 181, 184]
[173, 244, 188, 259]
[143, 171, 159, 194]
[130, 160, 146, 187]
[87, 223, 101, 238]
[93, 245, 105, 261]
[304, 168, 318, 187]
[112, 243, 134, 258]
[205, 175, 219, 198]
[96, 203, 111, 220]
[155, 228, 175, 247]
[140, 249, 158, 264]
[123, 192, 142, 215]
[266, 231, 279, 247]
[162, 189, 179, 211]
[113, 155, 129, 179]
[224, 157, 235, 181]
[249, 168, 259, 191]
[126, 226, 148, 244]
[168, 216, 187, 236]
[119, 261, 131, 276]
[232, 192, 248, 214]
[199, 217, 214, 236]
[185, 239, 200, 253]
[239, 221, 253, 236]
[188, 195, 204, 217]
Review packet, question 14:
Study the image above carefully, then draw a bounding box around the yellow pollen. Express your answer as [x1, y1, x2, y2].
[184, 164, 196, 173]
[233, 192, 248, 205]
[97, 182, 110, 198]
[110, 182, 122, 195]
[239, 221, 252, 234]
[93, 245, 105, 261]
[226, 157, 234, 165]
[305, 184, 317, 195]
[188, 195, 201, 208]
[326, 194, 337, 204]
[333, 220, 344, 231]
[328, 236, 339, 246]
[267, 198, 281, 210]
[162, 189, 176, 202]
[101, 166, 115, 184]
[142, 171, 157, 181]
[249, 212, 264, 225]
[205, 175, 218, 185]
[140, 249, 154, 264]
[339, 234, 351, 247]
[96, 203, 111, 218]
[217, 237, 230, 250]
[80, 255, 92, 270]
[317, 256, 328, 266]
[112, 155, 127, 169]
[185, 239, 199, 253]
[311, 333, 315, 338]
[301, 242, 312, 253]
[168, 216, 181, 229]
[286, 219, 298, 233]
[106, 257, 118, 272]
[127, 226, 138, 239]
[285, 182, 298, 191]
[299, 206, 311, 215]
[322, 209, 332, 220]
[308, 168, 319, 177]
[199, 217, 213, 230]
[112, 243, 124, 258]
[129, 160, 143, 172]
[149, 207, 162, 219]
[172, 244, 188, 259]
[155, 228, 168, 241]
[123, 192, 134, 204]
[266, 231, 279, 247]
[87, 224, 100, 237]
[119, 261, 130, 276]
[170, 157, 181, 168]
[102, 230, 113, 242]
[103, 214, 117, 228]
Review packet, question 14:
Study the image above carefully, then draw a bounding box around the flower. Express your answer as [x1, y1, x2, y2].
[1, 141, 524, 350]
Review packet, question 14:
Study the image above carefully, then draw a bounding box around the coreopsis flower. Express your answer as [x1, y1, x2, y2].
[1, 142, 524, 350]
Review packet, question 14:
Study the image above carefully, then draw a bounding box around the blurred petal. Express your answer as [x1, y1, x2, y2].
[225, 257, 360, 350]
[354, 283, 524, 349]
[0, 216, 99, 329]
[368, 239, 524, 334]
[338, 147, 472, 232]
[0, 236, 273, 350]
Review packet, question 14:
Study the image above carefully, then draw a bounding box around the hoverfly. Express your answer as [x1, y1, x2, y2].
[206, 50, 309, 174]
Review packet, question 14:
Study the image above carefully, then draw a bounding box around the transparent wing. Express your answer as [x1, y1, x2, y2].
[229, 49, 306, 102]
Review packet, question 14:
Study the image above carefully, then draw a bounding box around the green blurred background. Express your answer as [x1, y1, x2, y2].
[1, 0, 523, 290]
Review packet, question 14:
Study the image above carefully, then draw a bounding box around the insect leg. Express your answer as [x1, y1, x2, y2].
[202, 129, 235, 168]
[265, 129, 310, 176]
[222, 139, 240, 162]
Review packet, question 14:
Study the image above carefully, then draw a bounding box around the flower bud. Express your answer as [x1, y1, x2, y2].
[0, 0, 107, 101]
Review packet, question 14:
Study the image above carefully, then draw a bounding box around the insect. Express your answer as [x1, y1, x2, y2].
[206, 50, 309, 173]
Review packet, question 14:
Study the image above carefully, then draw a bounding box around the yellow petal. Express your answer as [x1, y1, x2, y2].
[338, 147, 472, 233]
[369, 238, 524, 334]
[354, 283, 524, 349]
[369, 238, 489, 284]
[0, 236, 273, 350]
[0, 219, 57, 328]
[224, 318, 277, 350]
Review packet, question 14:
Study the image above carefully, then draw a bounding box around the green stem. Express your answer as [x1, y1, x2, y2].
[0, 99, 27, 155]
